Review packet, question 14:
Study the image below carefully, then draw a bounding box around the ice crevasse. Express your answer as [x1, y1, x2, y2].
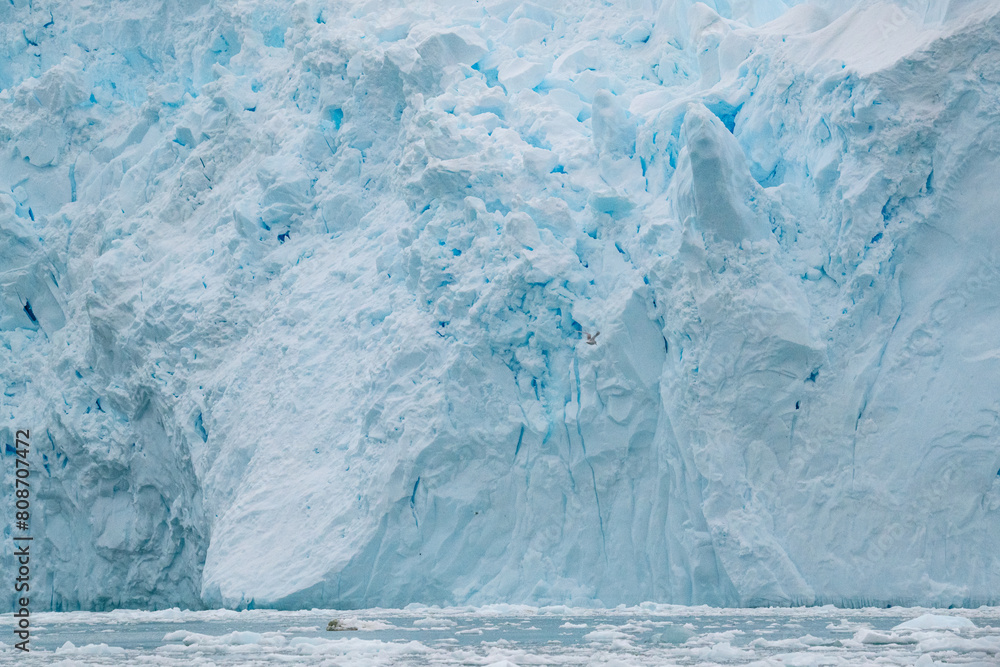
[2, 0, 1000, 611]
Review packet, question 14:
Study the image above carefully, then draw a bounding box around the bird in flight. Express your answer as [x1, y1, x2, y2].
[584, 331, 600, 345]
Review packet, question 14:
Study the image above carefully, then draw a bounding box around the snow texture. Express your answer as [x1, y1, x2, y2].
[2, 0, 1000, 611]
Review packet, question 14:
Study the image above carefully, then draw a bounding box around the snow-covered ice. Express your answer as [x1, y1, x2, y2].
[3, 0, 1000, 611]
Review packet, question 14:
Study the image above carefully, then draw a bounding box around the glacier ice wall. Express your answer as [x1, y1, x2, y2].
[3, 0, 1000, 610]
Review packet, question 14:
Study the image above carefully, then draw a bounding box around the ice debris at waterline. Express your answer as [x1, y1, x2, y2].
[2, 605, 1000, 666]
[2, 0, 1000, 612]
[327, 619, 358, 632]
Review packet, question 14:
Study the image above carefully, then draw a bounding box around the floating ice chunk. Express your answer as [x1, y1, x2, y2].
[894, 614, 976, 631]
[916, 632, 1000, 654]
[750, 634, 842, 649]
[707, 641, 753, 660]
[413, 616, 457, 627]
[827, 619, 864, 633]
[55, 641, 127, 656]
[352, 619, 397, 630]
[853, 628, 916, 645]
[583, 629, 632, 641]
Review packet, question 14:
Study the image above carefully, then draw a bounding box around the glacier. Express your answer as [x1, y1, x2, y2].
[2, 0, 1000, 612]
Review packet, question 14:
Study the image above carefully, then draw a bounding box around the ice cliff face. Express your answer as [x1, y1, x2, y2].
[3, 0, 1000, 611]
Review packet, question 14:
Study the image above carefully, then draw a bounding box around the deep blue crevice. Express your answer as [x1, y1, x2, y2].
[328, 107, 343, 130]
[194, 412, 208, 442]
[409, 477, 420, 527]
[704, 100, 743, 133]
[573, 358, 607, 562]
